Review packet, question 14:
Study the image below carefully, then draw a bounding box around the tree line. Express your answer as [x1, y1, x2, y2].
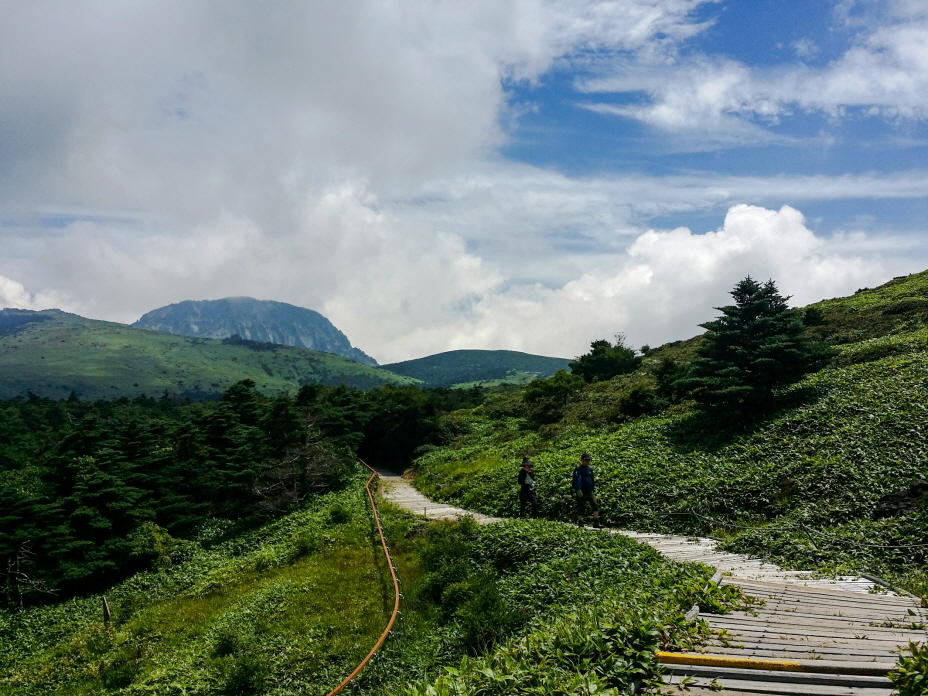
[1, 276, 826, 607]
[0, 381, 486, 607]
[524, 277, 832, 426]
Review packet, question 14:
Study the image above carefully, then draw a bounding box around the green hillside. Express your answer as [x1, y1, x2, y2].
[0, 475, 742, 695]
[3, 273, 927, 694]
[412, 271, 928, 598]
[381, 349, 570, 388]
[0, 309, 415, 399]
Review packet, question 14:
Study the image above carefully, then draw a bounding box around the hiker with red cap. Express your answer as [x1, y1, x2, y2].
[572, 452, 601, 528]
[518, 457, 538, 517]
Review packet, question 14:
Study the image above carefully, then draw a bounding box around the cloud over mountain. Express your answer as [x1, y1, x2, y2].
[0, 1, 926, 362]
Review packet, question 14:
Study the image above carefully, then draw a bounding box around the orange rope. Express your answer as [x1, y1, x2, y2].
[326, 459, 401, 695]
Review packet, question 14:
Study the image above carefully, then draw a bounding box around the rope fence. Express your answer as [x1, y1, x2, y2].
[325, 459, 401, 696]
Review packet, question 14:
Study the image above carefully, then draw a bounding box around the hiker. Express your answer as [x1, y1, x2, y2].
[572, 452, 601, 527]
[518, 457, 538, 517]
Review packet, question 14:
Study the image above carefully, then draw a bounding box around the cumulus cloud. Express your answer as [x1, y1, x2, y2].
[0, 274, 68, 312]
[0, 2, 926, 363]
[579, 0, 928, 139]
[392, 204, 891, 360]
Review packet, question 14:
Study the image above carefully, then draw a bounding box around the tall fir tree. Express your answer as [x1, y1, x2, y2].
[684, 277, 830, 413]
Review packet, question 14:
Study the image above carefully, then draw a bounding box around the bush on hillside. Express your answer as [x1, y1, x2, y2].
[569, 334, 641, 383]
[522, 370, 584, 426]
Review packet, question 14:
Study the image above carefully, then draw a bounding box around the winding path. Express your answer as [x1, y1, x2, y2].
[377, 470, 928, 696]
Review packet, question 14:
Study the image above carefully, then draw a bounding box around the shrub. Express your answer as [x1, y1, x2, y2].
[890, 642, 928, 696]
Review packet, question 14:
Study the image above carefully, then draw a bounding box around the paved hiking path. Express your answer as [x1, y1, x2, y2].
[377, 470, 928, 696]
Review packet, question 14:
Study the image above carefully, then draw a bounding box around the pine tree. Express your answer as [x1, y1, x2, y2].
[684, 277, 830, 413]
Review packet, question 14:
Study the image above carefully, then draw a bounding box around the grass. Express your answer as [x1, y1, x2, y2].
[0, 310, 416, 400]
[449, 371, 540, 389]
[381, 350, 569, 388]
[1, 471, 751, 696]
[0, 478, 396, 695]
[412, 327, 928, 597]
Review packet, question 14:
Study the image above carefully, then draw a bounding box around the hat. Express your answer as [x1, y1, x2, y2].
[580, 452, 592, 461]
[521, 457, 533, 466]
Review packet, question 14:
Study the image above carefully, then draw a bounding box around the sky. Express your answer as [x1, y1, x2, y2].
[2, 0, 928, 363]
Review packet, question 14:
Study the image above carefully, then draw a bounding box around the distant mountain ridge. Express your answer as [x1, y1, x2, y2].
[133, 297, 377, 366]
[381, 349, 570, 388]
[0, 308, 411, 400]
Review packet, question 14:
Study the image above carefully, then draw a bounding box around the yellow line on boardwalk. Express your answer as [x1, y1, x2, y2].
[656, 651, 802, 671]
[654, 651, 894, 676]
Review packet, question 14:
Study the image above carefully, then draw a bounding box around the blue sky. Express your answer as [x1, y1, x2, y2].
[1, 1, 927, 361]
[501, 0, 928, 188]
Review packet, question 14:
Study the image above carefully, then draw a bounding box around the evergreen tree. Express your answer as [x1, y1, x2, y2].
[684, 277, 830, 413]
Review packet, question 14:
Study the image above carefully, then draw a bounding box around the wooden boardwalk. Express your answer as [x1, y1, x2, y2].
[378, 470, 501, 524]
[376, 471, 927, 695]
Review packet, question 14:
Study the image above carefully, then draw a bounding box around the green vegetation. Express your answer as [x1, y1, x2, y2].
[0, 309, 414, 400]
[7, 269, 928, 694]
[569, 335, 641, 383]
[891, 641, 928, 696]
[381, 350, 570, 388]
[0, 380, 358, 600]
[411, 273, 928, 599]
[0, 480, 397, 695]
[682, 277, 831, 412]
[397, 518, 746, 696]
[0, 380, 495, 604]
[1, 485, 748, 695]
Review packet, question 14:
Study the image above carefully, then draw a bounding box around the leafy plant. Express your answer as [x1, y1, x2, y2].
[890, 642, 928, 696]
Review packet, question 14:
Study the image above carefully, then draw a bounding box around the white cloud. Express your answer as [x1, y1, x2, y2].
[0, 276, 35, 309]
[0, 274, 69, 312]
[0, 2, 926, 364]
[579, 1, 928, 137]
[4, 165, 928, 361]
[395, 204, 892, 360]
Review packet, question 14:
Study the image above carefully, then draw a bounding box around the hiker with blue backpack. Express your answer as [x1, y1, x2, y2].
[572, 452, 601, 528]
[518, 457, 538, 517]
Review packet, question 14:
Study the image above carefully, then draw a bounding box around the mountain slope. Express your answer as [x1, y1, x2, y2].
[381, 349, 570, 388]
[133, 297, 377, 365]
[410, 271, 928, 598]
[0, 308, 413, 399]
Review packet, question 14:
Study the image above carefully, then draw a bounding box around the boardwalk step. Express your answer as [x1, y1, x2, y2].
[662, 663, 893, 688]
[376, 471, 922, 696]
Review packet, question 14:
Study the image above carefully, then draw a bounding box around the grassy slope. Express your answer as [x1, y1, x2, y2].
[0, 480, 392, 695]
[0, 311, 415, 399]
[413, 273, 928, 596]
[1, 472, 743, 695]
[381, 350, 570, 388]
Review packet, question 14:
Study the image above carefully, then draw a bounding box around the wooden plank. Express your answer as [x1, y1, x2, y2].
[743, 601, 924, 621]
[703, 614, 925, 640]
[711, 623, 923, 644]
[724, 580, 918, 606]
[662, 664, 893, 688]
[742, 591, 920, 608]
[705, 645, 900, 660]
[656, 652, 895, 676]
[663, 673, 894, 695]
[707, 614, 928, 637]
[730, 594, 920, 614]
[711, 630, 919, 651]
